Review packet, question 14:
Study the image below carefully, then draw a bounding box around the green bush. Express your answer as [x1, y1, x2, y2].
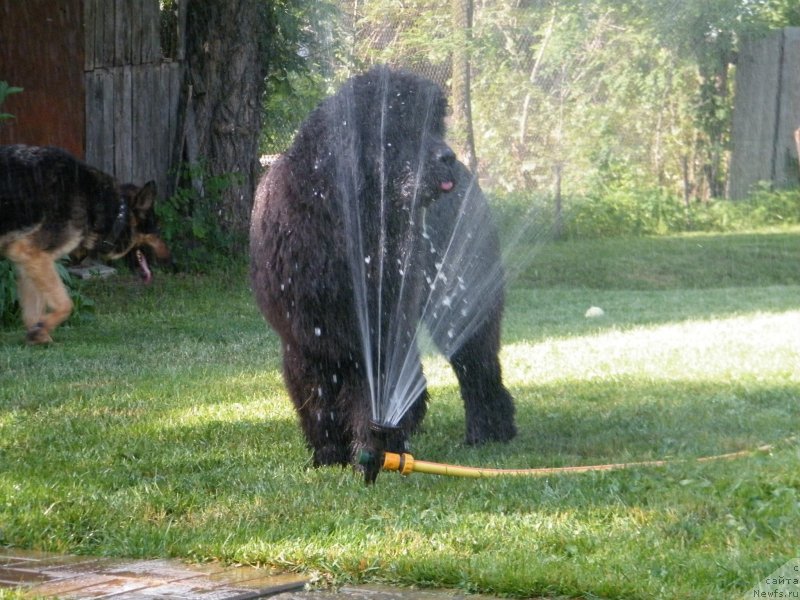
[694, 186, 800, 231]
[0, 260, 18, 327]
[493, 185, 800, 241]
[156, 162, 242, 272]
[0, 80, 23, 123]
[565, 186, 690, 239]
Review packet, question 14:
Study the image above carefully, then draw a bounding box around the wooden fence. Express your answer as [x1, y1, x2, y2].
[730, 27, 800, 199]
[83, 0, 185, 197]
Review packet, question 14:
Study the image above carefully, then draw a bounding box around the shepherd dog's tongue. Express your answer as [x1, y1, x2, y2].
[136, 249, 153, 284]
[440, 180, 454, 192]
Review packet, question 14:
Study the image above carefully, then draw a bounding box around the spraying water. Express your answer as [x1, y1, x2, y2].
[327, 68, 453, 429]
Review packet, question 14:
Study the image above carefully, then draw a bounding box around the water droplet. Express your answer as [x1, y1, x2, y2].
[447, 329, 455, 339]
[314, 327, 322, 336]
[332, 374, 338, 384]
[365, 256, 371, 264]
[442, 296, 452, 307]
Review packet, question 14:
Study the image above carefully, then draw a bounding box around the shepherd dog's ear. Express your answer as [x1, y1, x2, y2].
[132, 181, 157, 213]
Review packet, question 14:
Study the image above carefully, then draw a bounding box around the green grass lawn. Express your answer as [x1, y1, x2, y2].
[1, 228, 799, 600]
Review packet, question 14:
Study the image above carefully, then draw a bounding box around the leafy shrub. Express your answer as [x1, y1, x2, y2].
[156, 162, 242, 272]
[693, 186, 800, 231]
[0, 80, 23, 123]
[0, 260, 18, 327]
[565, 187, 690, 239]
[493, 184, 800, 241]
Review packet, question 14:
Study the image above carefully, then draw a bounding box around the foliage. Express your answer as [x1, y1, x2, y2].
[0, 80, 23, 123]
[0, 261, 17, 327]
[261, 69, 328, 154]
[155, 162, 243, 272]
[259, 0, 340, 154]
[293, 1, 800, 204]
[493, 185, 800, 242]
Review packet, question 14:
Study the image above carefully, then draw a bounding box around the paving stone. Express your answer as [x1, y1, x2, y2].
[0, 550, 516, 600]
[0, 549, 309, 599]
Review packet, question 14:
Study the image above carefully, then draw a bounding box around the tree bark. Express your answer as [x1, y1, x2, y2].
[184, 0, 266, 244]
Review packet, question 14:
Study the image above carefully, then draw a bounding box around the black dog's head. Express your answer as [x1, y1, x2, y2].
[362, 68, 457, 206]
[316, 66, 458, 211]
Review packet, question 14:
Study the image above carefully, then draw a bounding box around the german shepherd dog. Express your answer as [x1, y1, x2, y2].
[0, 144, 170, 344]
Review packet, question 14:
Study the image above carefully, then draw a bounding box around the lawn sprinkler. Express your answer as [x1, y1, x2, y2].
[359, 420, 409, 484]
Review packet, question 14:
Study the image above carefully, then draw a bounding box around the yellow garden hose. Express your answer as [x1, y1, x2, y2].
[375, 443, 778, 478]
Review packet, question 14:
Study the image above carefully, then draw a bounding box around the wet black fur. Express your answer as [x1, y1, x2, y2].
[250, 67, 514, 472]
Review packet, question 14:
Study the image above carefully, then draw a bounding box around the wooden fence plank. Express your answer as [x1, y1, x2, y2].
[83, 0, 95, 70]
[101, 0, 115, 68]
[85, 70, 104, 166]
[143, 0, 160, 64]
[729, 31, 783, 199]
[776, 27, 800, 187]
[113, 66, 133, 182]
[82, 0, 184, 193]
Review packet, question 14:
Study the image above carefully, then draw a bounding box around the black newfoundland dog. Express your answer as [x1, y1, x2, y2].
[250, 67, 514, 481]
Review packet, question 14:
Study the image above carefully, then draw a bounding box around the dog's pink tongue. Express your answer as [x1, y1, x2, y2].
[440, 180, 454, 192]
[137, 250, 153, 284]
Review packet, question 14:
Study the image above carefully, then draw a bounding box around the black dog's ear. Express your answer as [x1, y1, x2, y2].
[132, 181, 157, 212]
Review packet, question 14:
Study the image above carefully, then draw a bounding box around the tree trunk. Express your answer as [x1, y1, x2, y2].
[450, 0, 477, 173]
[184, 0, 266, 244]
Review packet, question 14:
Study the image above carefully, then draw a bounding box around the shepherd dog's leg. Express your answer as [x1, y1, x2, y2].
[15, 266, 46, 335]
[27, 256, 72, 344]
[7, 239, 73, 344]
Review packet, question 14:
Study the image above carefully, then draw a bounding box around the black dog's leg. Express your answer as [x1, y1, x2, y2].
[448, 314, 516, 445]
[282, 349, 351, 466]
